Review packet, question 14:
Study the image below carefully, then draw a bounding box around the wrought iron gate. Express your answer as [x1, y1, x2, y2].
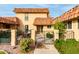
[0, 30, 11, 44]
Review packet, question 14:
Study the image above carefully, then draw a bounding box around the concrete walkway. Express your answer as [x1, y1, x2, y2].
[0, 45, 20, 54]
[34, 44, 59, 54]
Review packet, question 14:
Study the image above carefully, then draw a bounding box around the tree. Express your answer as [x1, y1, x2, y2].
[54, 20, 66, 39]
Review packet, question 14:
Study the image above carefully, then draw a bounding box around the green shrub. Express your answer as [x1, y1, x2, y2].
[66, 39, 76, 42]
[20, 38, 35, 53]
[46, 32, 53, 39]
[0, 50, 8, 54]
[54, 39, 65, 53]
[54, 21, 66, 39]
[0, 51, 6, 54]
[65, 39, 78, 54]
[54, 39, 79, 54]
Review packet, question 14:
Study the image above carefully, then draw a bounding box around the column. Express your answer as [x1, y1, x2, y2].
[54, 30, 59, 41]
[31, 30, 35, 40]
[11, 29, 16, 46]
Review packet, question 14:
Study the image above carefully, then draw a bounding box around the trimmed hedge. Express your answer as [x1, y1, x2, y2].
[54, 39, 79, 54]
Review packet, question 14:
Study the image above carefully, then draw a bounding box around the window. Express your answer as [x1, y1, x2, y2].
[78, 19, 79, 29]
[67, 21, 72, 29]
[25, 14, 28, 21]
[47, 25, 51, 29]
[25, 25, 29, 32]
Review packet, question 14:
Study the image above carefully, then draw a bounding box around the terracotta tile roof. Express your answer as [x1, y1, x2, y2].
[14, 8, 49, 13]
[33, 17, 53, 25]
[56, 5, 79, 22]
[0, 17, 20, 25]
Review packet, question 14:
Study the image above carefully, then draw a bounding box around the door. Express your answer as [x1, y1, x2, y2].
[25, 25, 29, 32]
[37, 26, 43, 32]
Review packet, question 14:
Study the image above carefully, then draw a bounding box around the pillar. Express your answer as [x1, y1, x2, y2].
[11, 29, 16, 46]
[54, 30, 59, 41]
[31, 30, 35, 40]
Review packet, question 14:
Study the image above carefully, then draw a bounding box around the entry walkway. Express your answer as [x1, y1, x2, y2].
[34, 44, 59, 54]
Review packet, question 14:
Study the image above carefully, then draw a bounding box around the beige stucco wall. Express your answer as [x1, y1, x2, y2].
[43, 25, 54, 31]
[11, 29, 16, 46]
[54, 30, 59, 40]
[72, 19, 79, 41]
[66, 19, 79, 41]
[16, 13, 48, 31]
[16, 13, 48, 40]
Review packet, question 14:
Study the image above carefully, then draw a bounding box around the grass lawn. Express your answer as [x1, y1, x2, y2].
[54, 39, 79, 54]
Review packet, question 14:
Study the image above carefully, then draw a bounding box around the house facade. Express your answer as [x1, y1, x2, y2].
[14, 8, 54, 40]
[0, 5, 79, 46]
[0, 17, 20, 46]
[0, 8, 56, 46]
[14, 8, 53, 32]
[56, 5, 79, 41]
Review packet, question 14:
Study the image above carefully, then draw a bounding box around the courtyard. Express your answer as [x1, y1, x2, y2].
[0, 44, 59, 54]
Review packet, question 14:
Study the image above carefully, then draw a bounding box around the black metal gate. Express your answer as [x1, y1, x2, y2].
[0, 30, 11, 44]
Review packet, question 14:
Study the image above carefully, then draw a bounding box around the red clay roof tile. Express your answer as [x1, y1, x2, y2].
[33, 17, 53, 25]
[55, 5, 79, 21]
[0, 17, 20, 25]
[14, 8, 49, 13]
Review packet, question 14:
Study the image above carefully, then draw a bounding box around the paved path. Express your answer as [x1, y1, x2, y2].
[0, 44, 59, 54]
[34, 44, 59, 54]
[0, 45, 20, 54]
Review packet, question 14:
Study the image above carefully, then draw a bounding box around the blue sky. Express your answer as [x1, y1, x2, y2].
[0, 4, 77, 18]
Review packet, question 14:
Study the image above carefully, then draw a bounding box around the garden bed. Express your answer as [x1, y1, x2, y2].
[54, 39, 79, 54]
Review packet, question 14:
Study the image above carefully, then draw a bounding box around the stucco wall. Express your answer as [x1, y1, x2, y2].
[72, 19, 79, 41]
[11, 29, 16, 46]
[66, 19, 79, 41]
[16, 13, 48, 40]
[43, 25, 54, 31]
[16, 13, 48, 31]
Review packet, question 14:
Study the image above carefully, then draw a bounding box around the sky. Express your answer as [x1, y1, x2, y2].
[0, 4, 77, 18]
